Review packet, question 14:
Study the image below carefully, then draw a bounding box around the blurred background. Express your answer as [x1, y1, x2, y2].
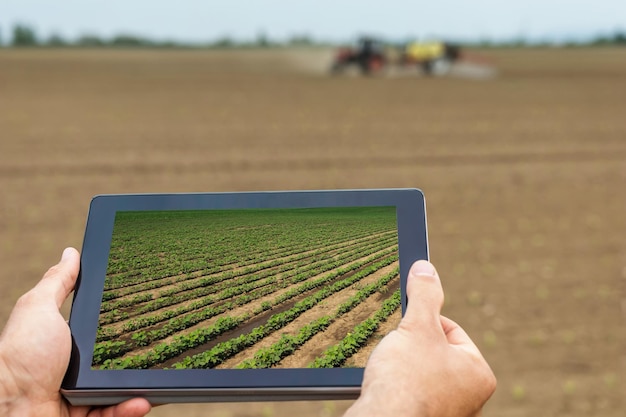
[1, 1, 625, 416]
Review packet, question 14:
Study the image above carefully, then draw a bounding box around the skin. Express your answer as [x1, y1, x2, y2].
[0, 248, 151, 417]
[344, 260, 496, 417]
[0, 250, 494, 417]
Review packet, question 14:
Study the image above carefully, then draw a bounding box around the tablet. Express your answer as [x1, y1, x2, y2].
[62, 188, 428, 406]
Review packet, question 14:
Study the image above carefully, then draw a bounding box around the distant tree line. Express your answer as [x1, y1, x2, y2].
[2, 24, 323, 48]
[2, 23, 626, 48]
[470, 32, 626, 48]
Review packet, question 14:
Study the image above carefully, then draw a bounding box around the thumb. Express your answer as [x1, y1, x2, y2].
[398, 260, 444, 333]
[35, 247, 81, 309]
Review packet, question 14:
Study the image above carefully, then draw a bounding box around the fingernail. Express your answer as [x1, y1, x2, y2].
[61, 247, 73, 262]
[410, 260, 436, 277]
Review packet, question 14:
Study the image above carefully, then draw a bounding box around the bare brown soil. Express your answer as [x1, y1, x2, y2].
[0, 48, 624, 417]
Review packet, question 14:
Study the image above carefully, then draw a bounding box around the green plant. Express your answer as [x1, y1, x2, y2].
[511, 384, 526, 401]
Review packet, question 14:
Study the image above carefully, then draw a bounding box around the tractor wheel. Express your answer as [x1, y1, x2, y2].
[431, 58, 452, 75]
[422, 60, 434, 75]
[369, 57, 385, 73]
[422, 59, 452, 76]
[330, 61, 346, 75]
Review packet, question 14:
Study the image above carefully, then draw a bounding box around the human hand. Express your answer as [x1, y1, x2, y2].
[0, 247, 151, 417]
[344, 260, 496, 417]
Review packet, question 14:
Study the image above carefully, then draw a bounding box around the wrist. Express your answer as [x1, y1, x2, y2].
[345, 388, 427, 417]
[0, 347, 22, 416]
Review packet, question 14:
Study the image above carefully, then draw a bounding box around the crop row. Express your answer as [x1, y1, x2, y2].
[106, 217, 389, 277]
[95, 284, 274, 344]
[307, 290, 401, 368]
[96, 255, 397, 369]
[100, 231, 397, 315]
[103, 229, 397, 299]
[95, 315, 245, 368]
[168, 257, 398, 370]
[105, 227, 393, 293]
[94, 248, 397, 359]
[235, 266, 399, 368]
[105, 210, 395, 285]
[97, 235, 397, 328]
[97, 242, 397, 344]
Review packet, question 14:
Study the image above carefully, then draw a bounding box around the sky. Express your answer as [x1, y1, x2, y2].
[1, 0, 625, 44]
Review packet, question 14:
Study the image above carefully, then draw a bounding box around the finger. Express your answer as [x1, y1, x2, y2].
[441, 316, 480, 351]
[86, 398, 152, 417]
[399, 260, 444, 332]
[108, 398, 152, 417]
[36, 247, 80, 309]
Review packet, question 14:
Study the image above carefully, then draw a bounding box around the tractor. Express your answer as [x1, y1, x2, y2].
[330, 38, 463, 77]
[329, 37, 388, 76]
[399, 41, 461, 75]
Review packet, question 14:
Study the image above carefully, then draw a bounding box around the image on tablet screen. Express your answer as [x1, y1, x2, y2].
[92, 206, 401, 370]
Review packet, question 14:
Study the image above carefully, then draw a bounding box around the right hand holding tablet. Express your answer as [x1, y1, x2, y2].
[344, 260, 496, 417]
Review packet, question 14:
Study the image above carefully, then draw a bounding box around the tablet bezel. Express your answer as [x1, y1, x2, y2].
[62, 188, 428, 404]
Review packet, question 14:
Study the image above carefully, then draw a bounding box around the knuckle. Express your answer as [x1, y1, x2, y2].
[15, 289, 38, 309]
[480, 366, 497, 395]
[44, 263, 63, 278]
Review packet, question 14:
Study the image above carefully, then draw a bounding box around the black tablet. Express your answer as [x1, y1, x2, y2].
[62, 188, 428, 406]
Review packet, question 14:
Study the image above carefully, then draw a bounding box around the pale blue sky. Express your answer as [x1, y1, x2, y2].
[1, 0, 624, 44]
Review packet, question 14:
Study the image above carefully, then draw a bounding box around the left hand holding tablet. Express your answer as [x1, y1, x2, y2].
[0, 247, 152, 417]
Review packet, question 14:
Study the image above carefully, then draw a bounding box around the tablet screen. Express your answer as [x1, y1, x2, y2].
[92, 206, 401, 370]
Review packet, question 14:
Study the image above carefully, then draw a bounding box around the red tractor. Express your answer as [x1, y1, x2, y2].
[330, 37, 387, 75]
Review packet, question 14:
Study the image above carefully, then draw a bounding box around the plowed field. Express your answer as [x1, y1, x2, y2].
[0, 47, 624, 417]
